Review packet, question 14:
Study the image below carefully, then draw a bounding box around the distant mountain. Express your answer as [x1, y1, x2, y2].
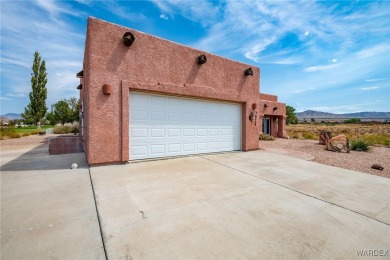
[0, 113, 22, 120]
[297, 110, 390, 119]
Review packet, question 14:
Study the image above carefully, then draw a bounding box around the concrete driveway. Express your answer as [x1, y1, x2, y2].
[91, 151, 390, 259]
[1, 144, 105, 260]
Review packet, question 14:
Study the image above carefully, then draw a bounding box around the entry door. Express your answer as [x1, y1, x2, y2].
[129, 92, 242, 160]
[262, 118, 271, 135]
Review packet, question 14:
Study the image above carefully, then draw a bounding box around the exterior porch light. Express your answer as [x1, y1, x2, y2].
[197, 54, 207, 64]
[244, 68, 253, 76]
[123, 32, 135, 46]
[76, 70, 83, 78]
[77, 84, 82, 90]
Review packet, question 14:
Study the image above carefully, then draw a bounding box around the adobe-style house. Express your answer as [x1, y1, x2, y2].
[77, 17, 286, 165]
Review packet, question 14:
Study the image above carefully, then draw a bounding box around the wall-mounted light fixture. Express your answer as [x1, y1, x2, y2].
[249, 112, 254, 122]
[273, 107, 278, 111]
[244, 68, 253, 76]
[76, 70, 83, 78]
[103, 84, 112, 95]
[77, 84, 82, 90]
[197, 54, 207, 64]
[264, 104, 269, 108]
[122, 32, 135, 46]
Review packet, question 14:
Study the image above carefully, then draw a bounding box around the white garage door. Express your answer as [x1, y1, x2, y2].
[129, 92, 241, 160]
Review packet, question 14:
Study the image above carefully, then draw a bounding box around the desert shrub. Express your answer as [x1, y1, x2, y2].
[0, 127, 21, 139]
[72, 122, 80, 134]
[302, 132, 317, 140]
[54, 123, 79, 134]
[259, 134, 275, 141]
[30, 129, 40, 135]
[22, 132, 31, 137]
[350, 138, 370, 151]
[362, 134, 390, 146]
[344, 118, 361, 124]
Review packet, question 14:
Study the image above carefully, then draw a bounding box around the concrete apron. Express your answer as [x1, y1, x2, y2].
[1, 144, 105, 260]
[90, 150, 390, 259]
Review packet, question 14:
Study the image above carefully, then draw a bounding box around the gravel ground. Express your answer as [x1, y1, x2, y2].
[0, 134, 60, 147]
[260, 139, 390, 179]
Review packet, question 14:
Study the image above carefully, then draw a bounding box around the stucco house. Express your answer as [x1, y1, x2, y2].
[77, 17, 287, 165]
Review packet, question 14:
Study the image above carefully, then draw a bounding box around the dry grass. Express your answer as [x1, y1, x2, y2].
[287, 123, 390, 146]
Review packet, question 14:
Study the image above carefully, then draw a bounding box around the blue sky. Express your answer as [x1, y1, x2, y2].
[1, 0, 389, 115]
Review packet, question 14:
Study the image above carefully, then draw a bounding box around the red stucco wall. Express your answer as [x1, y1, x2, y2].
[81, 17, 286, 165]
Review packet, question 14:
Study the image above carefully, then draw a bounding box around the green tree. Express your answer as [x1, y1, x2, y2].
[21, 51, 48, 126]
[46, 112, 58, 126]
[67, 97, 80, 122]
[53, 98, 80, 124]
[286, 105, 298, 125]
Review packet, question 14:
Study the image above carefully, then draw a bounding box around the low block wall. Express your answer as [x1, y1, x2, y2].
[49, 136, 84, 155]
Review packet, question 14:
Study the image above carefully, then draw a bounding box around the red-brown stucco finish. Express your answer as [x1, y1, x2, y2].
[79, 17, 286, 165]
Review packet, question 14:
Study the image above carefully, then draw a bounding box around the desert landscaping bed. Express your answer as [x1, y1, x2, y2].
[0, 134, 58, 146]
[260, 138, 390, 179]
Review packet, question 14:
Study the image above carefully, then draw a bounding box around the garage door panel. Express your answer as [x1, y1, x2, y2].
[183, 128, 195, 137]
[183, 143, 195, 151]
[131, 145, 148, 156]
[151, 111, 165, 121]
[150, 129, 165, 137]
[167, 128, 181, 137]
[131, 110, 148, 121]
[168, 143, 181, 153]
[151, 144, 165, 154]
[131, 128, 148, 138]
[130, 92, 241, 160]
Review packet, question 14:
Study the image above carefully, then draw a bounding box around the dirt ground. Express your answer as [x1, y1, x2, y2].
[260, 138, 390, 179]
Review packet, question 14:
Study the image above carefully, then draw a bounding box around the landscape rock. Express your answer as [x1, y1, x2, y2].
[319, 130, 332, 145]
[326, 134, 350, 153]
[371, 164, 384, 171]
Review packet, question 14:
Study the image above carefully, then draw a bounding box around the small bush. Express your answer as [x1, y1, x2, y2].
[30, 129, 40, 135]
[362, 134, 390, 146]
[0, 127, 21, 139]
[344, 118, 361, 124]
[351, 138, 370, 151]
[259, 134, 275, 141]
[54, 123, 80, 134]
[302, 132, 317, 140]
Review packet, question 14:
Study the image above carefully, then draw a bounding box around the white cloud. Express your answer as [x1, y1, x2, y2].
[35, 0, 80, 17]
[6, 93, 26, 98]
[151, 0, 221, 27]
[331, 58, 337, 63]
[366, 78, 389, 82]
[304, 63, 340, 72]
[357, 44, 390, 59]
[360, 86, 379, 90]
[304, 31, 309, 36]
[75, 0, 92, 6]
[0, 57, 31, 69]
[160, 14, 169, 20]
[0, 97, 11, 101]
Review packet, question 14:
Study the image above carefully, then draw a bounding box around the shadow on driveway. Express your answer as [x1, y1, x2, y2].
[0, 144, 88, 171]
